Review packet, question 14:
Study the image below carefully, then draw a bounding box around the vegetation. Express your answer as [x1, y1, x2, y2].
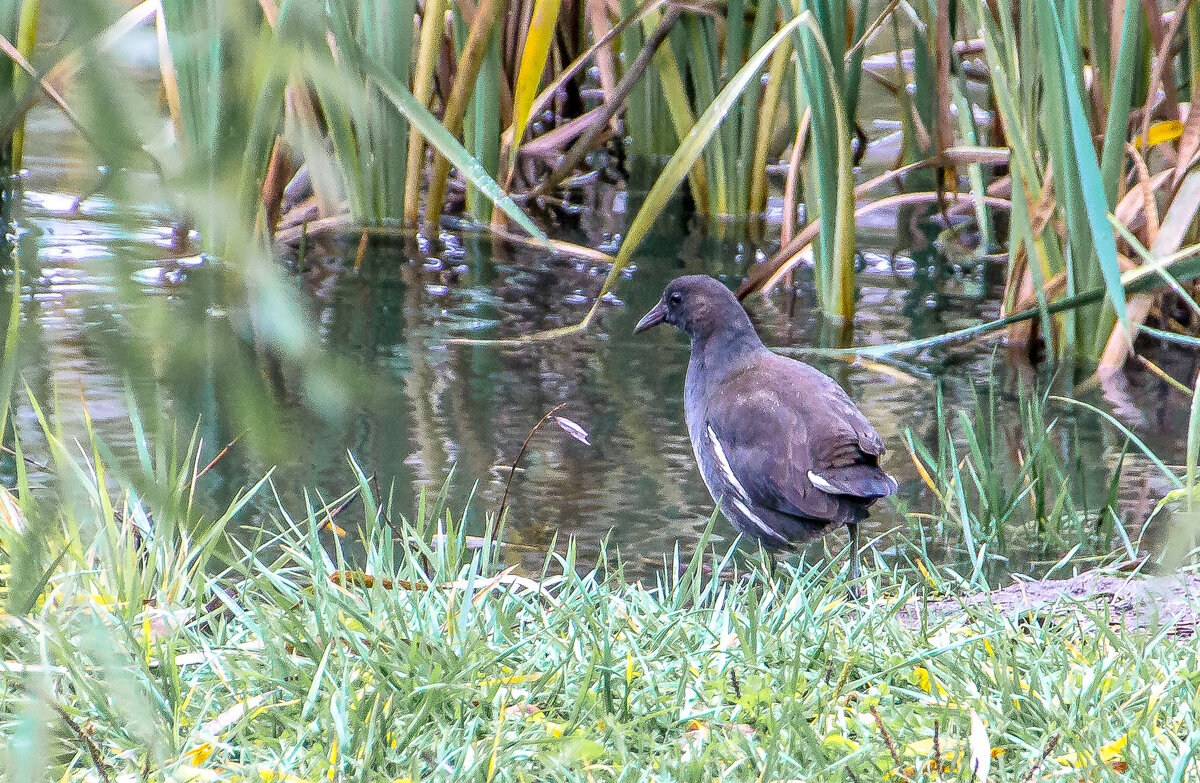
[902, 378, 1188, 584]
[6, 1, 1200, 779]
[3, 400, 1200, 781]
[0, 0, 42, 172]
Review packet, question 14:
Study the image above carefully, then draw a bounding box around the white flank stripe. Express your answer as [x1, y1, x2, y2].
[732, 498, 787, 543]
[707, 426, 750, 502]
[808, 470, 841, 494]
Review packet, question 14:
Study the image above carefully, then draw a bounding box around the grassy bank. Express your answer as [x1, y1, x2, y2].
[2, 423, 1199, 782]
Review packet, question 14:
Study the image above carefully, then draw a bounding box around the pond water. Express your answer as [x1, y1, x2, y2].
[4, 100, 1196, 585]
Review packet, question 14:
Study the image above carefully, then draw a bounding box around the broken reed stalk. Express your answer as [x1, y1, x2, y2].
[533, 5, 682, 196]
[496, 401, 569, 522]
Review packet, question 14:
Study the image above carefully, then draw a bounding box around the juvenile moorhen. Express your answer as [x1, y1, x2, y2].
[635, 275, 897, 582]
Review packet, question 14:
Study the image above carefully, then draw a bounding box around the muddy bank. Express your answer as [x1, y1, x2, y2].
[899, 564, 1200, 638]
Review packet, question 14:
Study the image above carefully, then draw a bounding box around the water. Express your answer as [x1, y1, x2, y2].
[4, 103, 1197, 584]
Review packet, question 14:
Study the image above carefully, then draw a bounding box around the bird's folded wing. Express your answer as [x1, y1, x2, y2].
[706, 396, 834, 521]
[707, 377, 895, 521]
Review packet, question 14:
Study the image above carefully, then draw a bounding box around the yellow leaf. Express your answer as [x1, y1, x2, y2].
[823, 734, 860, 754]
[1134, 120, 1184, 148]
[1054, 732, 1129, 768]
[913, 666, 948, 697]
[509, 0, 564, 160]
[817, 595, 848, 614]
[906, 442, 944, 502]
[183, 743, 214, 766]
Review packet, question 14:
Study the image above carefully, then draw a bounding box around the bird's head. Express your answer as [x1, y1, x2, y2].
[634, 275, 758, 346]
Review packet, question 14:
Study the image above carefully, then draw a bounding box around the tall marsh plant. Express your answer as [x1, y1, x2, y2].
[0, 0, 41, 173]
[963, 0, 1137, 364]
[790, 0, 861, 322]
[570, 3, 877, 332]
[153, 0, 547, 242]
[158, 0, 286, 252]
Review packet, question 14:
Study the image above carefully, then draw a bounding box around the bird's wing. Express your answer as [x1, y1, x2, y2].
[705, 357, 896, 522]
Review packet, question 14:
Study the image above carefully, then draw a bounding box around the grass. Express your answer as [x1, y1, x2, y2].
[903, 380, 1133, 588]
[3, 389, 1200, 781]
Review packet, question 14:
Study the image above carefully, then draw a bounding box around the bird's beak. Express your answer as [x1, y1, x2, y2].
[634, 301, 667, 333]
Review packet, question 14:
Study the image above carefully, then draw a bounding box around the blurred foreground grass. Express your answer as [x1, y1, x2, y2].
[2, 410, 1199, 781]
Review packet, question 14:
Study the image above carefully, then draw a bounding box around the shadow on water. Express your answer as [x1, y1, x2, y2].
[3, 110, 1199, 584]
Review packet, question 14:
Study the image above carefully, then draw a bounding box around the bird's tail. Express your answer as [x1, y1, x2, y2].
[810, 465, 898, 499]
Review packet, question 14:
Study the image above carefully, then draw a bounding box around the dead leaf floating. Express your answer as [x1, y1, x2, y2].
[553, 415, 591, 445]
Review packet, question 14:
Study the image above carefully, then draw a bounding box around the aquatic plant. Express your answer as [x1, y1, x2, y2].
[0, 0, 41, 171]
[742, 0, 1200, 362]
[905, 381, 1135, 588]
[11, 0, 1200, 357]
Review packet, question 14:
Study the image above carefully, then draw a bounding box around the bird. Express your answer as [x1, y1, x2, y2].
[634, 274, 897, 585]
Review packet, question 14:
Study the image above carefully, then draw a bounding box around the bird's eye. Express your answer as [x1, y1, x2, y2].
[669, 292, 683, 305]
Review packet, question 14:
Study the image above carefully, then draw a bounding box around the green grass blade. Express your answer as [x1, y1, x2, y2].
[683, 14, 728, 215]
[1099, 0, 1140, 204]
[618, 0, 650, 157]
[1188, 378, 1200, 513]
[0, 255, 20, 437]
[789, 10, 856, 320]
[361, 0, 416, 218]
[843, 0, 869, 121]
[9, 0, 40, 170]
[1051, 396, 1181, 488]
[652, 34, 707, 210]
[592, 11, 809, 320]
[470, 27, 502, 222]
[1041, 1, 1129, 349]
[360, 52, 551, 246]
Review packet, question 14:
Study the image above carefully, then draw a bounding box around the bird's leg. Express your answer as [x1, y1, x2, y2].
[846, 522, 861, 600]
[849, 522, 861, 581]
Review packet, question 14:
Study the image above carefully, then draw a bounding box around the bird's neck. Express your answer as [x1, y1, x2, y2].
[689, 326, 765, 380]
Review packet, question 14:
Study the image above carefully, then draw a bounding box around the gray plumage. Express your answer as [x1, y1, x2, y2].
[635, 275, 897, 557]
